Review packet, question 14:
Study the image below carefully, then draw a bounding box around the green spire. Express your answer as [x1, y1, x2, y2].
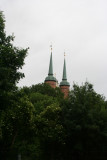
[62, 58, 67, 80]
[45, 46, 57, 82]
[48, 52, 53, 75]
[60, 55, 70, 86]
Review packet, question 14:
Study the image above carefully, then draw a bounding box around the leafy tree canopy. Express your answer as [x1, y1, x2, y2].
[0, 11, 28, 110]
[0, 11, 28, 91]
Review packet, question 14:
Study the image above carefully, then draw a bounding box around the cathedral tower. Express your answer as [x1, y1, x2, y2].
[60, 54, 70, 98]
[44, 46, 57, 88]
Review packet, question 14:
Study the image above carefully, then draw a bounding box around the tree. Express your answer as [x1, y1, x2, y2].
[0, 11, 28, 110]
[0, 91, 35, 160]
[0, 11, 28, 159]
[61, 82, 107, 160]
[20, 84, 64, 160]
[35, 103, 63, 160]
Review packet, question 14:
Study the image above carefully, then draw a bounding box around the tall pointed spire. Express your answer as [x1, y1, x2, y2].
[60, 53, 70, 86]
[45, 45, 57, 88]
[62, 57, 67, 80]
[60, 53, 70, 98]
[48, 45, 53, 76]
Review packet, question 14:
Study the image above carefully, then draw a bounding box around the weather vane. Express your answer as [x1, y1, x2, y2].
[64, 50, 66, 57]
[50, 43, 52, 53]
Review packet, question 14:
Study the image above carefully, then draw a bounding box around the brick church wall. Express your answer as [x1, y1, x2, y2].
[45, 81, 56, 89]
[60, 85, 69, 98]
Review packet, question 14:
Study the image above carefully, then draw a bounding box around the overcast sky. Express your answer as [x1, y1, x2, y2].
[0, 0, 107, 98]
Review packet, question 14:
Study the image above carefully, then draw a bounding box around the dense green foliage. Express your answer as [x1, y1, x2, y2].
[0, 11, 28, 111]
[0, 11, 107, 160]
